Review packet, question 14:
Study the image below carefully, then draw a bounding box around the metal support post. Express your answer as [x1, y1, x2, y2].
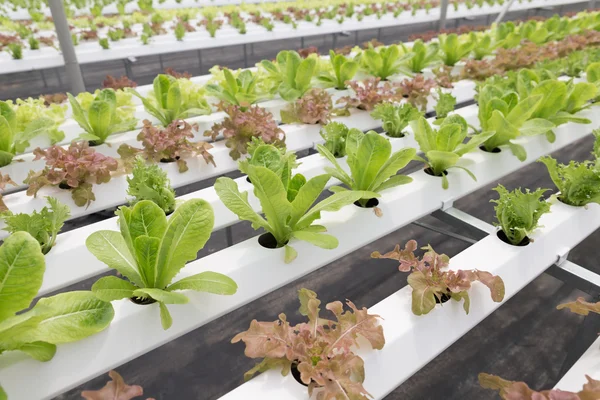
[494, 0, 516, 24]
[197, 50, 203, 73]
[243, 44, 248, 67]
[39, 70, 48, 88]
[54, 68, 62, 86]
[438, 0, 449, 30]
[48, 0, 85, 94]
[354, 30, 359, 45]
[301, 36, 305, 48]
[376, 28, 381, 41]
[225, 226, 234, 247]
[411, 220, 478, 244]
[332, 33, 338, 49]
[158, 54, 164, 71]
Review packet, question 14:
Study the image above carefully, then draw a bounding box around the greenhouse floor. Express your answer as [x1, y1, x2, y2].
[2, 2, 597, 399]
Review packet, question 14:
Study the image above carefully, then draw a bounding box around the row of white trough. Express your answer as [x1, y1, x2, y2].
[0, 0, 586, 73]
[1, 67, 600, 399]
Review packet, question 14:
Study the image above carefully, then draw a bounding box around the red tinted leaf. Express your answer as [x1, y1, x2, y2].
[81, 370, 153, 400]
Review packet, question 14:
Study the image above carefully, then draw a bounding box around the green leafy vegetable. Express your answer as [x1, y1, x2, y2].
[433, 89, 456, 120]
[538, 154, 600, 207]
[411, 115, 495, 188]
[403, 40, 440, 73]
[69, 89, 137, 145]
[357, 44, 414, 80]
[87, 199, 237, 330]
[205, 69, 261, 111]
[1, 197, 70, 255]
[130, 74, 211, 127]
[216, 157, 377, 262]
[319, 122, 363, 158]
[438, 33, 476, 66]
[370, 103, 421, 138]
[260, 50, 316, 102]
[0, 232, 114, 363]
[318, 131, 415, 210]
[316, 50, 359, 90]
[491, 184, 551, 245]
[126, 157, 176, 214]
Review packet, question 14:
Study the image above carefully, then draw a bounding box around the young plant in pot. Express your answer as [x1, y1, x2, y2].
[319, 121, 364, 158]
[356, 44, 414, 80]
[491, 184, 552, 246]
[129, 74, 211, 127]
[0, 99, 65, 167]
[433, 89, 456, 121]
[118, 119, 215, 173]
[1, 197, 70, 255]
[205, 68, 263, 111]
[205, 105, 285, 160]
[371, 240, 505, 315]
[401, 39, 440, 74]
[316, 50, 359, 90]
[398, 74, 438, 112]
[479, 372, 600, 399]
[438, 33, 476, 67]
[232, 288, 385, 398]
[86, 199, 238, 330]
[25, 141, 120, 208]
[215, 150, 378, 263]
[370, 102, 421, 138]
[69, 88, 137, 146]
[281, 88, 348, 125]
[0, 231, 114, 394]
[410, 115, 495, 189]
[126, 157, 176, 215]
[337, 78, 403, 111]
[259, 50, 317, 102]
[317, 131, 415, 216]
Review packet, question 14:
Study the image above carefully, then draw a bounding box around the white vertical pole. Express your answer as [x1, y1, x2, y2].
[494, 0, 516, 24]
[439, 0, 450, 30]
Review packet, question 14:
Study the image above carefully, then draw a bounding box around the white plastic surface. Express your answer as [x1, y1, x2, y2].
[555, 336, 600, 392]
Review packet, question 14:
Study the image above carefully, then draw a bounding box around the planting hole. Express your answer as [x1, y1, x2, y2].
[353, 198, 380, 208]
[87, 140, 102, 147]
[435, 292, 452, 304]
[58, 181, 72, 190]
[258, 232, 287, 249]
[160, 156, 180, 163]
[130, 296, 157, 305]
[497, 230, 530, 247]
[246, 176, 252, 183]
[291, 361, 308, 387]
[424, 167, 448, 177]
[479, 145, 501, 154]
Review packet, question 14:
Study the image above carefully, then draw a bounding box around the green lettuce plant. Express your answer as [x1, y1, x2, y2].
[433, 89, 456, 120]
[259, 50, 316, 101]
[205, 69, 261, 111]
[130, 74, 211, 127]
[371, 103, 421, 138]
[69, 89, 137, 145]
[238, 138, 298, 178]
[215, 159, 377, 263]
[357, 44, 414, 80]
[319, 121, 363, 158]
[0, 231, 114, 370]
[411, 115, 494, 188]
[403, 40, 439, 73]
[491, 184, 551, 245]
[126, 157, 176, 214]
[1, 197, 70, 255]
[317, 131, 415, 210]
[316, 50, 359, 90]
[438, 33, 476, 66]
[87, 199, 238, 330]
[0, 99, 65, 166]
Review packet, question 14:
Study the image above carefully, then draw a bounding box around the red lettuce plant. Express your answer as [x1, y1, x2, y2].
[41, 92, 68, 106]
[479, 373, 600, 399]
[102, 75, 137, 90]
[298, 46, 319, 58]
[25, 141, 119, 207]
[118, 119, 215, 173]
[164, 67, 192, 79]
[338, 78, 403, 111]
[81, 370, 155, 400]
[0, 173, 16, 211]
[371, 240, 505, 315]
[205, 105, 285, 160]
[232, 288, 385, 399]
[398, 75, 437, 112]
[281, 88, 344, 125]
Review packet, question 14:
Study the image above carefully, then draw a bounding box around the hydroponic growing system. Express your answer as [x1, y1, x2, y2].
[1, 0, 600, 399]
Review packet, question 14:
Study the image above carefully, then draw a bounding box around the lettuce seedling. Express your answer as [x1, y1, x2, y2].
[216, 164, 377, 263]
[371, 103, 421, 138]
[438, 33, 476, 66]
[316, 50, 359, 90]
[119, 119, 215, 173]
[398, 74, 438, 112]
[318, 131, 415, 211]
[479, 373, 600, 399]
[338, 78, 403, 111]
[319, 122, 363, 158]
[433, 89, 456, 120]
[477, 84, 554, 160]
[538, 155, 600, 207]
[130, 74, 211, 127]
[239, 138, 299, 179]
[0, 231, 114, 365]
[205, 69, 260, 111]
[491, 184, 551, 245]
[1, 197, 70, 254]
[402, 39, 440, 73]
[281, 88, 342, 125]
[69, 89, 137, 145]
[26, 142, 119, 208]
[0, 100, 65, 167]
[371, 240, 505, 315]
[357, 44, 414, 80]
[126, 157, 176, 214]
[206, 105, 285, 160]
[232, 288, 384, 397]
[87, 199, 238, 330]
[411, 115, 494, 189]
[260, 50, 316, 102]
[469, 32, 496, 60]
